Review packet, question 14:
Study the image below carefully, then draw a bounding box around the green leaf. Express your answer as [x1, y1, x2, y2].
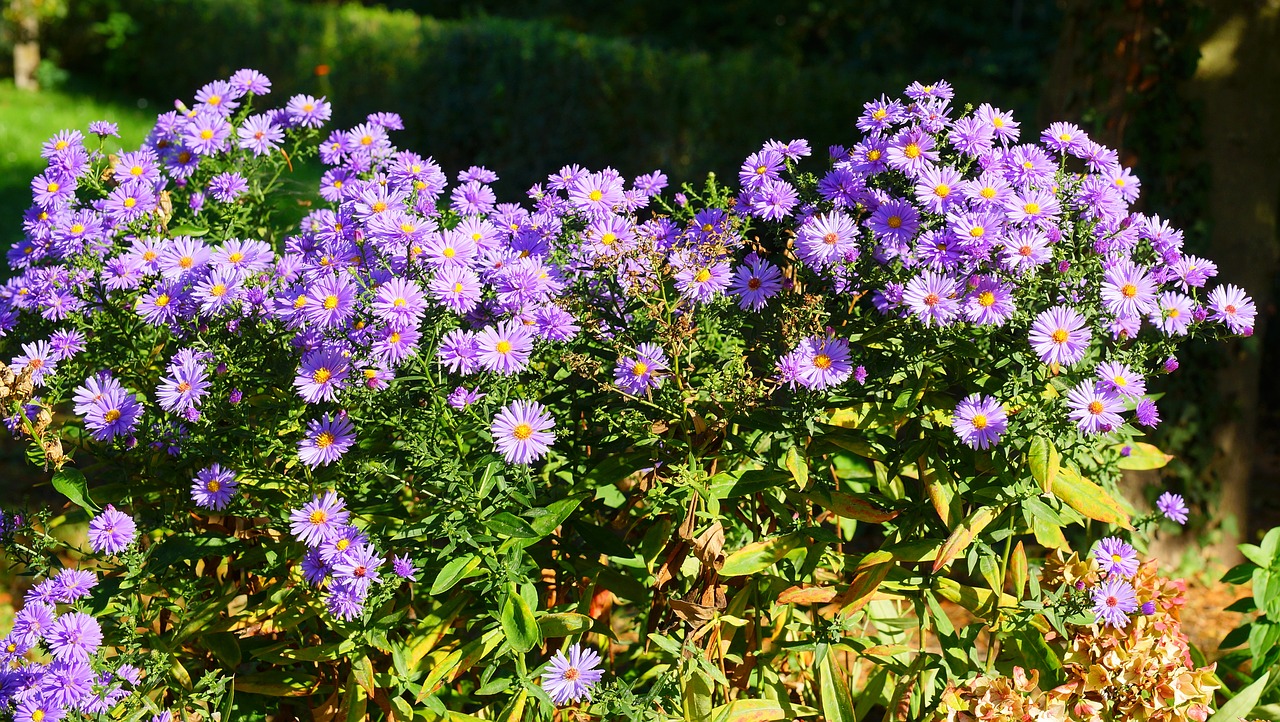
[51, 468, 99, 513]
[1115, 442, 1172, 470]
[168, 223, 209, 236]
[1208, 670, 1269, 722]
[805, 489, 899, 523]
[530, 496, 586, 537]
[720, 532, 804, 577]
[1028, 437, 1059, 493]
[933, 507, 997, 573]
[784, 446, 809, 490]
[817, 648, 855, 722]
[499, 585, 541, 653]
[1052, 467, 1132, 529]
[234, 670, 318, 696]
[1222, 561, 1258, 585]
[430, 554, 480, 596]
[683, 667, 714, 722]
[537, 612, 593, 637]
[485, 512, 539, 539]
[204, 632, 241, 669]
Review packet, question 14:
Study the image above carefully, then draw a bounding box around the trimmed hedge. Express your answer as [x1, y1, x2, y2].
[51, 0, 1018, 191]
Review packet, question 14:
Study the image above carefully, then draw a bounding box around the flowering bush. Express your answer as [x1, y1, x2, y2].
[0, 71, 1256, 719]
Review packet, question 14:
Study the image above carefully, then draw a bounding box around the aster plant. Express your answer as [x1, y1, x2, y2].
[0, 72, 1258, 719]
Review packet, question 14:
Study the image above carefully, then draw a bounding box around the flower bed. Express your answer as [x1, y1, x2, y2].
[0, 71, 1256, 720]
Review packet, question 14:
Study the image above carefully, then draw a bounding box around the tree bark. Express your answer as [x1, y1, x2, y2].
[11, 0, 41, 91]
[1190, 0, 1280, 561]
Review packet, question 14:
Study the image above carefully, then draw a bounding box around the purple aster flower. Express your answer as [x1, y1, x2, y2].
[317, 525, 368, 564]
[1041, 121, 1087, 153]
[1094, 536, 1140, 577]
[88, 505, 136, 554]
[11, 340, 56, 385]
[885, 127, 939, 176]
[208, 171, 249, 203]
[739, 148, 785, 189]
[290, 491, 350, 547]
[1135, 398, 1161, 428]
[194, 79, 240, 116]
[191, 464, 237, 510]
[184, 112, 232, 156]
[372, 324, 421, 366]
[89, 120, 120, 138]
[31, 170, 75, 209]
[294, 349, 349, 404]
[1092, 577, 1138, 628]
[791, 336, 853, 390]
[237, 113, 283, 156]
[867, 199, 920, 245]
[1150, 291, 1194, 336]
[304, 274, 357, 328]
[1141, 600, 1157, 615]
[54, 569, 97, 602]
[975, 103, 1019, 143]
[491, 400, 556, 465]
[1169, 255, 1217, 290]
[301, 548, 329, 586]
[11, 602, 56, 645]
[332, 543, 383, 596]
[1066, 381, 1126, 435]
[1096, 361, 1146, 397]
[157, 236, 212, 280]
[1164, 356, 1180, 373]
[156, 361, 209, 414]
[230, 68, 272, 95]
[542, 643, 605, 705]
[674, 261, 732, 302]
[729, 253, 784, 311]
[1101, 262, 1158, 318]
[1029, 306, 1092, 367]
[796, 211, 859, 267]
[475, 320, 535, 375]
[1004, 188, 1061, 226]
[46, 611, 103, 664]
[373, 277, 427, 329]
[614, 343, 667, 395]
[963, 277, 1015, 326]
[390, 554, 418, 581]
[85, 386, 144, 442]
[298, 412, 356, 468]
[1156, 492, 1189, 525]
[447, 386, 485, 409]
[437, 329, 481, 375]
[15, 697, 66, 722]
[1207, 284, 1256, 335]
[913, 164, 963, 213]
[48, 329, 86, 362]
[285, 94, 331, 128]
[326, 580, 366, 620]
[951, 394, 1008, 450]
[746, 178, 799, 220]
[903, 271, 961, 327]
[429, 265, 483, 315]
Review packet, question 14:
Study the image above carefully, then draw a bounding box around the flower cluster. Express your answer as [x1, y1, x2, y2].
[289, 491, 404, 620]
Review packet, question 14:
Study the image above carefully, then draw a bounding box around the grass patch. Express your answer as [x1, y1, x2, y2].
[0, 78, 156, 237]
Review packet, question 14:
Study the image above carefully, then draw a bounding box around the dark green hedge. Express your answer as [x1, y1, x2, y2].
[50, 0, 1029, 191]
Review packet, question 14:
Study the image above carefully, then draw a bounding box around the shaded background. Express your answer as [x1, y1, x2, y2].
[0, 0, 1276, 568]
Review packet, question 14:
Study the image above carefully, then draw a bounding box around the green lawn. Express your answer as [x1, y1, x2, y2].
[0, 78, 157, 242]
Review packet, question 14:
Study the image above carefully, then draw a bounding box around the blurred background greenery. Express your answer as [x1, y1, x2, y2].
[0, 0, 1276, 577]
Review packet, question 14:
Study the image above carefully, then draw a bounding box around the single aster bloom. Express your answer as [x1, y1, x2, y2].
[1100, 262, 1157, 318]
[298, 412, 357, 468]
[912, 164, 963, 214]
[373, 277, 428, 329]
[542, 643, 605, 705]
[289, 491, 351, 547]
[392, 554, 419, 580]
[614, 343, 668, 395]
[85, 387, 144, 442]
[326, 580, 367, 621]
[1092, 576, 1138, 628]
[902, 271, 960, 328]
[1095, 361, 1146, 397]
[1135, 398, 1161, 428]
[46, 611, 103, 664]
[1206, 283, 1256, 335]
[237, 113, 283, 156]
[191, 463, 238, 510]
[88, 504, 137, 555]
[332, 543, 384, 596]
[729, 253, 784, 311]
[490, 400, 556, 465]
[475, 320, 535, 375]
[1065, 381, 1125, 435]
[184, 112, 232, 156]
[951, 394, 1008, 450]
[304, 274, 358, 329]
[1094, 536, 1139, 577]
[10, 601, 56, 646]
[429, 265, 483, 315]
[1156, 491, 1189, 525]
[447, 386, 485, 409]
[794, 336, 854, 391]
[286, 94, 332, 128]
[962, 277, 1015, 326]
[317, 524, 369, 563]
[674, 261, 732, 303]
[53, 568, 97, 602]
[1029, 306, 1091, 367]
[796, 211, 859, 268]
[294, 349, 349, 404]
[1150, 291, 1194, 336]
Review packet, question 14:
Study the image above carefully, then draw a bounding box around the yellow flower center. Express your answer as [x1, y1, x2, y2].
[324, 295, 339, 310]
[588, 190, 603, 202]
[388, 332, 401, 344]
[309, 509, 327, 525]
[887, 216, 902, 229]
[104, 409, 122, 422]
[155, 294, 170, 307]
[978, 291, 995, 307]
[443, 247, 456, 258]
[179, 256, 194, 269]
[1058, 132, 1072, 141]
[71, 223, 85, 234]
[1114, 376, 1127, 386]
[903, 143, 921, 159]
[46, 182, 60, 193]
[934, 184, 950, 197]
[144, 250, 158, 262]
[207, 479, 221, 493]
[813, 354, 832, 370]
[336, 538, 351, 551]
[496, 340, 513, 354]
[123, 197, 137, 208]
[1121, 284, 1137, 298]
[971, 414, 988, 430]
[632, 361, 648, 377]
[969, 226, 984, 238]
[694, 268, 712, 284]
[313, 368, 332, 384]
[980, 186, 996, 199]
[872, 108, 887, 120]
[992, 117, 1005, 128]
[200, 129, 214, 140]
[601, 233, 617, 246]
[294, 295, 307, 309]
[513, 423, 533, 440]
[211, 283, 227, 297]
[1023, 203, 1040, 215]
[453, 282, 464, 294]
[1088, 401, 1104, 415]
[1048, 328, 1070, 345]
[55, 140, 68, 150]
[316, 432, 335, 448]
[361, 135, 373, 146]
[372, 201, 387, 213]
[228, 252, 244, 263]
[208, 94, 222, 106]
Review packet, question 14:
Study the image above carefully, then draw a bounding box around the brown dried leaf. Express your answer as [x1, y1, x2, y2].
[691, 521, 725, 571]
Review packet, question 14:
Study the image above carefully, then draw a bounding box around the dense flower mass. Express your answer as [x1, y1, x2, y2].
[0, 70, 1256, 719]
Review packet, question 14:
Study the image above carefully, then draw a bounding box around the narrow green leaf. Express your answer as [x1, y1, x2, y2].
[430, 554, 480, 596]
[500, 585, 541, 653]
[530, 496, 586, 537]
[720, 532, 804, 577]
[784, 446, 809, 490]
[485, 512, 539, 539]
[818, 649, 855, 722]
[1207, 670, 1269, 722]
[1028, 437, 1059, 493]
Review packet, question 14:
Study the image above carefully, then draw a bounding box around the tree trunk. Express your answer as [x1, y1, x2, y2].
[1190, 0, 1280, 561]
[11, 0, 40, 91]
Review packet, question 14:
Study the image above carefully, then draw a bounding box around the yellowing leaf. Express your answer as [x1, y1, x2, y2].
[785, 446, 810, 490]
[720, 532, 804, 577]
[776, 585, 838, 605]
[933, 507, 998, 573]
[711, 698, 789, 722]
[1054, 467, 1132, 529]
[1115, 442, 1173, 470]
[806, 489, 899, 523]
[1028, 437, 1060, 494]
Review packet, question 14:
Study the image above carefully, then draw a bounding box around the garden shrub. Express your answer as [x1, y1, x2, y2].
[0, 69, 1257, 720]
